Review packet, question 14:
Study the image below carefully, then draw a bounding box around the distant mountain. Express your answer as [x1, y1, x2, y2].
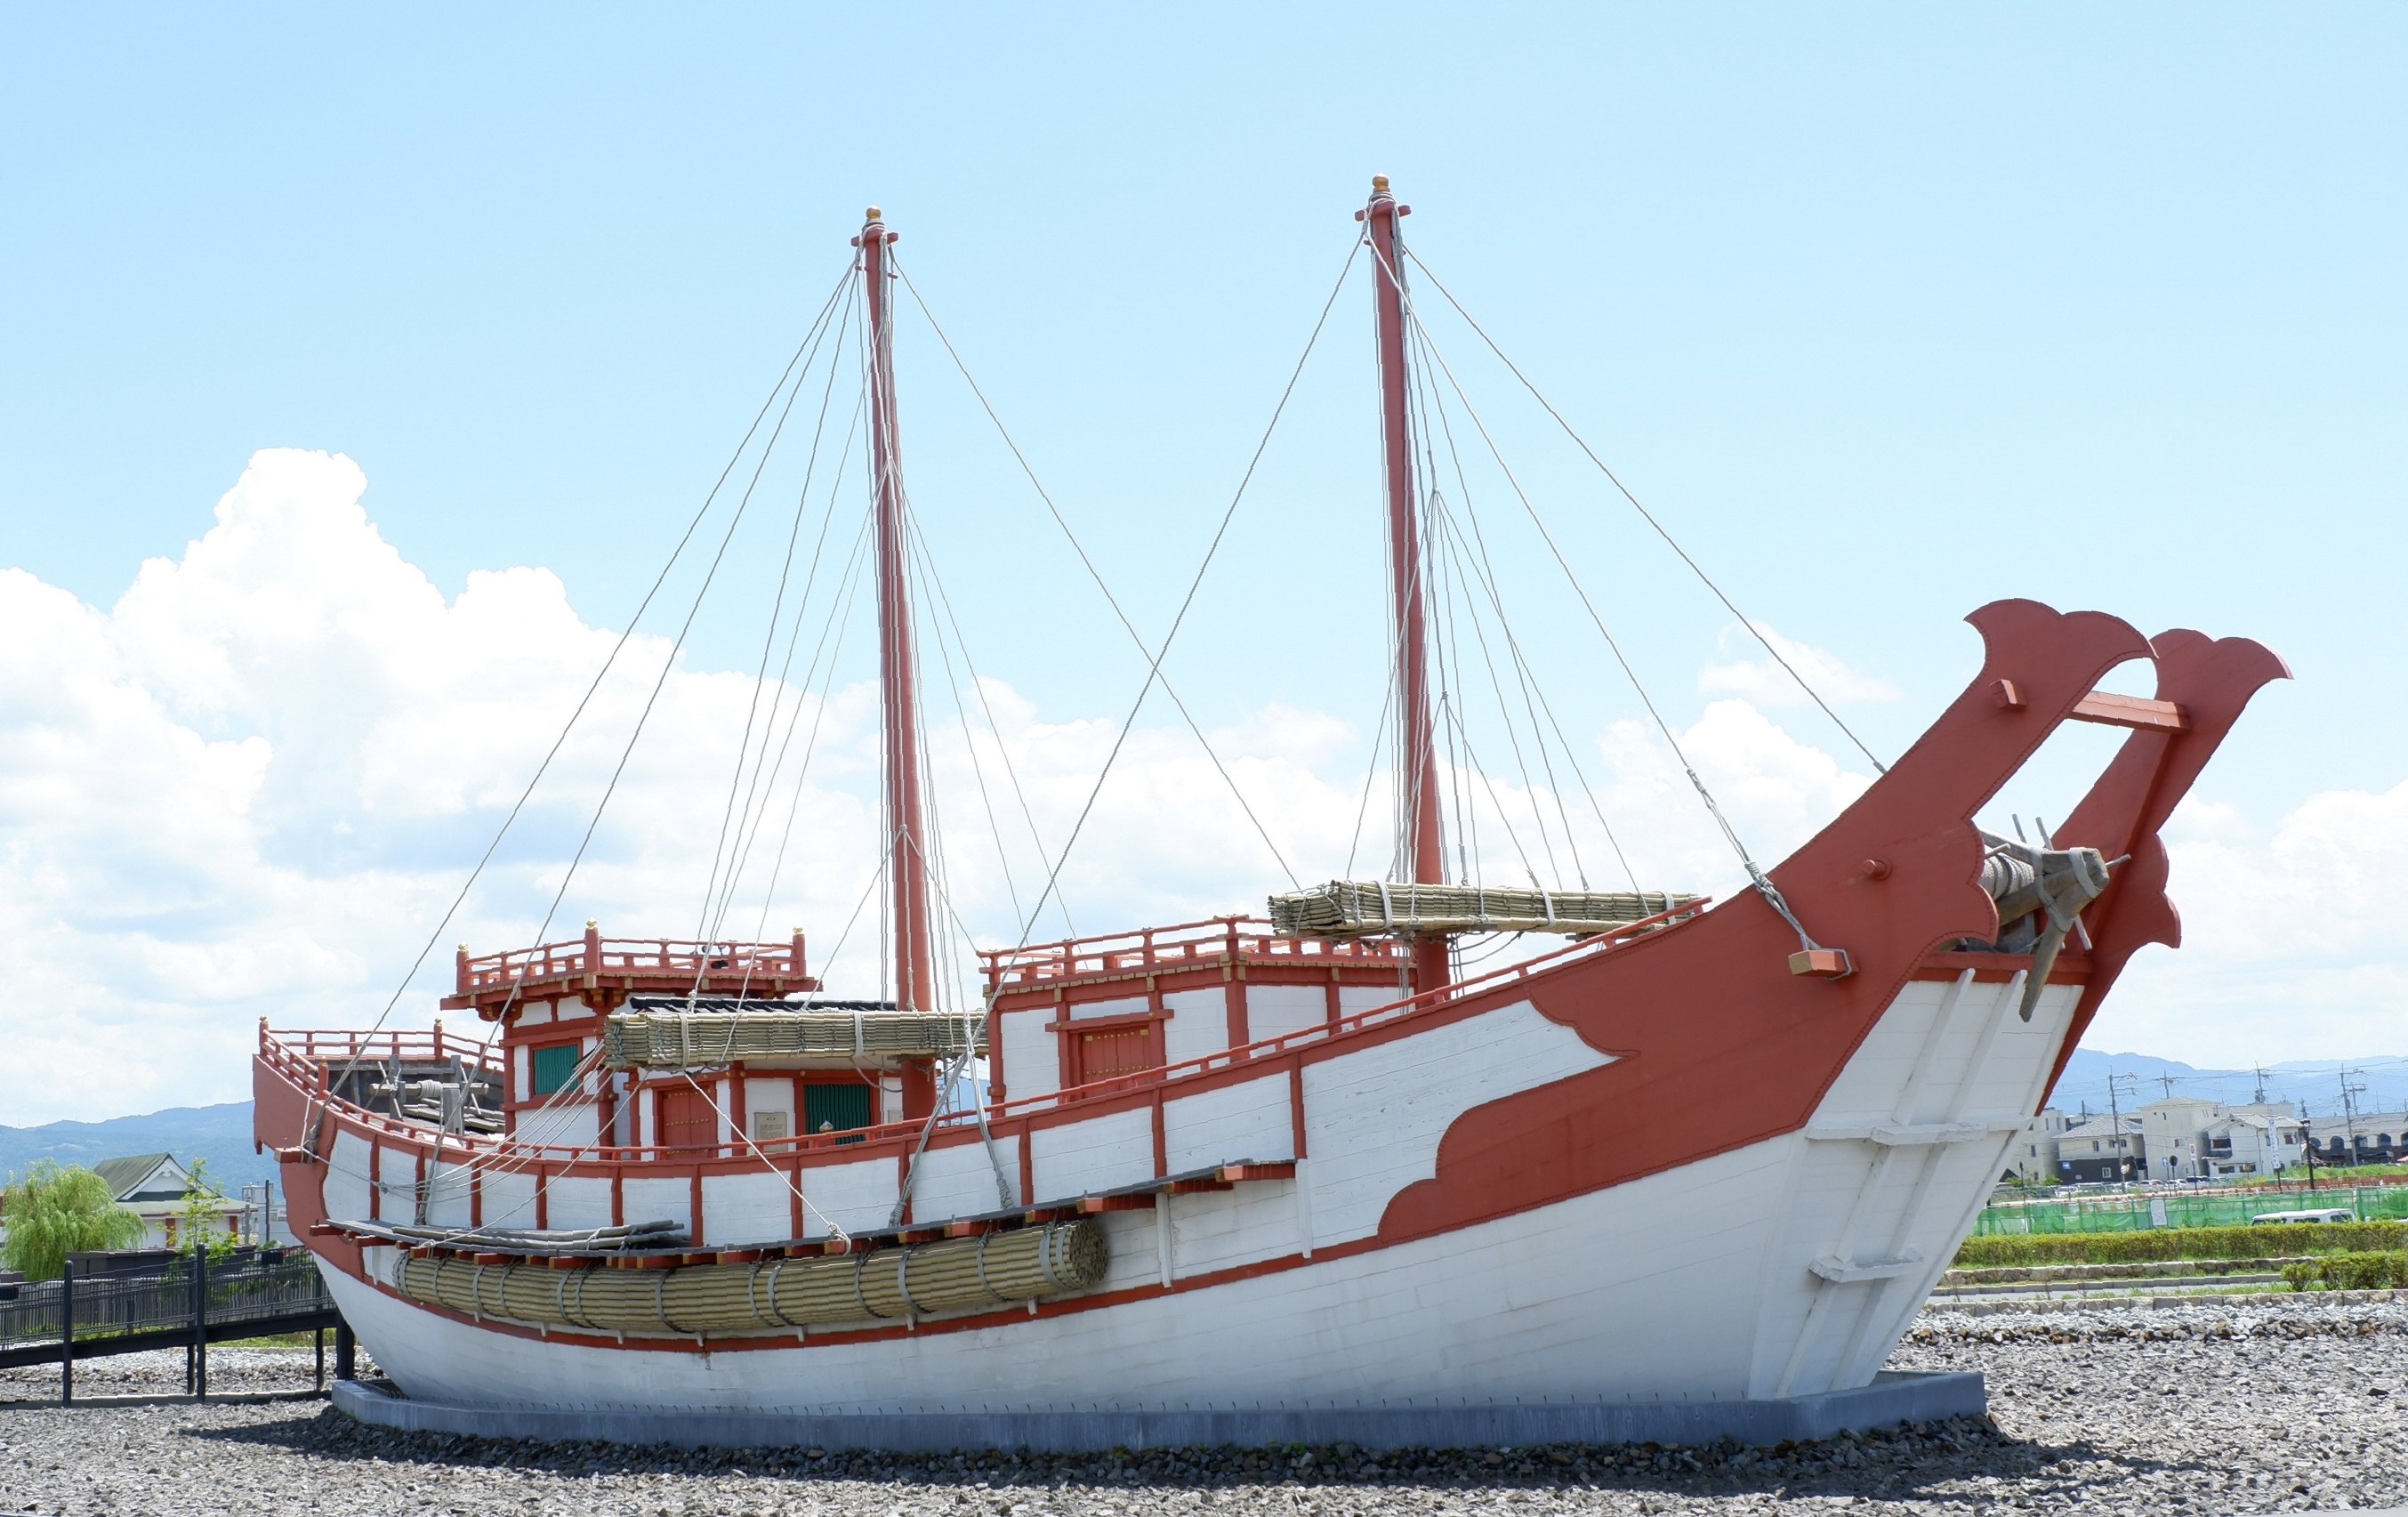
[0, 1102, 274, 1196]
[2057, 1050, 2408, 1120]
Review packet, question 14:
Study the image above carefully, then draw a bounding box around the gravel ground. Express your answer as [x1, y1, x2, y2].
[3, 1298, 2406, 1515]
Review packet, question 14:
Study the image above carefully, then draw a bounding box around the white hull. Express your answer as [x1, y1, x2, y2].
[326, 974, 2076, 1413]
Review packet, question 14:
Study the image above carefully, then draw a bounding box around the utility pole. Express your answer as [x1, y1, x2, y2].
[2253, 1065, 2269, 1106]
[2158, 1072, 2178, 1100]
[2340, 1068, 2368, 1168]
[2106, 1072, 2139, 1185]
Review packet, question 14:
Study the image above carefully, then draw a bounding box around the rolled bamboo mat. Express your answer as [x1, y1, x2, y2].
[396, 1220, 1106, 1335]
[604, 1009, 986, 1069]
[1268, 880, 1700, 938]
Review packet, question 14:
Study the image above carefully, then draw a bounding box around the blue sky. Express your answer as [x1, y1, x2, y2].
[1, 6, 2401, 1121]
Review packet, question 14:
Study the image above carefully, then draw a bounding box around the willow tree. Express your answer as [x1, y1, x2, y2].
[1, 1160, 144, 1280]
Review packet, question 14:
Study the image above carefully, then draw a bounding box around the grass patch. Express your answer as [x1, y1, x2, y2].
[1954, 1221, 2404, 1268]
[2281, 1252, 2408, 1292]
[213, 1332, 327, 1349]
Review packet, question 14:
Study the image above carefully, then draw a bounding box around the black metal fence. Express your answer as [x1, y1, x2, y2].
[0, 1248, 345, 1389]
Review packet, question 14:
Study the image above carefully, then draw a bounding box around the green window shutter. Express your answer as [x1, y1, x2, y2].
[804, 1084, 874, 1142]
[531, 1043, 581, 1096]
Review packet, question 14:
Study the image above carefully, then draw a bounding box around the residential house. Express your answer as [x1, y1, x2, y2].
[90, 1153, 242, 1248]
[2006, 1108, 2074, 1183]
[2201, 1110, 2308, 1176]
[2054, 1114, 2146, 1182]
[2137, 1098, 2308, 1180]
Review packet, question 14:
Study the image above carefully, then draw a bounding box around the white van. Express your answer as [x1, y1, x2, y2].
[2250, 1207, 2356, 1224]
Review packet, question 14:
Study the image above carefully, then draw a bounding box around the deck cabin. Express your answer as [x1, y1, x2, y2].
[980, 916, 1416, 1102]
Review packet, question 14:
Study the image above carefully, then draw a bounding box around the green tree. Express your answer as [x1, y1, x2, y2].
[0, 1160, 145, 1280]
[175, 1157, 240, 1261]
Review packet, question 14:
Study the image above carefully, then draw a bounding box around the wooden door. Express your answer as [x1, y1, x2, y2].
[656, 1086, 716, 1150]
[1073, 1021, 1160, 1085]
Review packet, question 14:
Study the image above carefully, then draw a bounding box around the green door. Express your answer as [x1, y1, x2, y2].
[804, 1083, 874, 1142]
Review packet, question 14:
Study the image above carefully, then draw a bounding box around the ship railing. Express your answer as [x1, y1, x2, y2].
[985, 895, 1717, 1110]
[980, 915, 1411, 988]
[258, 1023, 505, 1077]
[455, 936, 804, 994]
[258, 900, 1708, 1170]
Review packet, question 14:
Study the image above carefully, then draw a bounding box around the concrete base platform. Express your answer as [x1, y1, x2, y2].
[331, 1371, 1985, 1453]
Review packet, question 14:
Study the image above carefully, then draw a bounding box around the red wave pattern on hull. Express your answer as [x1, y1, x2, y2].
[1380, 600, 2285, 1245]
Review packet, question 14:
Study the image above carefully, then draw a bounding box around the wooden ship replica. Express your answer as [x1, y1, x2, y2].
[254, 181, 2282, 1421]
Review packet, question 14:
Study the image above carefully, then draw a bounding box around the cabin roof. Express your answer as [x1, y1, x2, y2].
[90, 1152, 182, 1201]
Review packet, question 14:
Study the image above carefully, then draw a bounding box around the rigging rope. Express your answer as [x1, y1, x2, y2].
[890, 253, 1338, 901]
[1403, 248, 1889, 777]
[313, 262, 857, 1126]
[987, 236, 1362, 946]
[711, 394, 871, 960]
[880, 239, 1365, 1226]
[904, 513, 1031, 937]
[1413, 317, 1615, 892]
[1362, 235, 1832, 955]
[690, 292, 858, 989]
[908, 511, 1075, 940]
[729, 507, 875, 988]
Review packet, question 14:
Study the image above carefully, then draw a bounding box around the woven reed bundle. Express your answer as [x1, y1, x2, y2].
[603, 1008, 986, 1069]
[1268, 880, 1701, 938]
[395, 1220, 1106, 1334]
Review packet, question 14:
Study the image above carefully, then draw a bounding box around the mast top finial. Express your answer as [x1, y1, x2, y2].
[866, 206, 882, 222]
[1371, 174, 1389, 193]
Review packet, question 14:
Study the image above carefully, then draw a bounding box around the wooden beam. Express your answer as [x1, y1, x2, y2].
[1215, 1162, 1298, 1183]
[2069, 690, 2190, 732]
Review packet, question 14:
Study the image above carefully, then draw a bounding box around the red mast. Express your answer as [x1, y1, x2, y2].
[855, 206, 938, 1112]
[1361, 175, 1450, 995]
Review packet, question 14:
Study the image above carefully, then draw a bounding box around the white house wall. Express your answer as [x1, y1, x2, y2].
[1031, 1109, 1153, 1202]
[545, 1175, 615, 1231]
[1337, 984, 1405, 1017]
[1161, 989, 1227, 1066]
[997, 1008, 1057, 1104]
[702, 1171, 792, 1244]
[802, 1156, 899, 1239]
[744, 1079, 795, 1138]
[913, 1136, 1020, 1219]
[482, 1170, 538, 1233]
[1162, 1075, 1293, 1174]
[1243, 986, 1325, 1044]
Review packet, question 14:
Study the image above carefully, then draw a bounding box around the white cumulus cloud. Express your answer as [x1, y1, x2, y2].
[6, 448, 2380, 1123]
[1697, 620, 1901, 707]
[2088, 779, 2408, 1065]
